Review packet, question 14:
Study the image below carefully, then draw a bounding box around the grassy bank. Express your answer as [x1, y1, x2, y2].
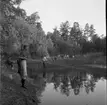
[27, 52, 106, 71]
[52, 52, 106, 66]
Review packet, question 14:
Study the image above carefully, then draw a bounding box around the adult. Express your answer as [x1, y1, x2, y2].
[17, 57, 27, 88]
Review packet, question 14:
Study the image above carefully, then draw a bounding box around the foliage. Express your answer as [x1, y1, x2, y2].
[25, 12, 40, 24]
[0, 0, 53, 59]
[0, 0, 106, 59]
[60, 21, 70, 41]
[70, 22, 83, 46]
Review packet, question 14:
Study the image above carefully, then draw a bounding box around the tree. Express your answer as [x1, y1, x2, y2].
[60, 21, 70, 41]
[50, 27, 61, 49]
[0, 0, 51, 58]
[47, 29, 60, 56]
[0, 0, 29, 58]
[46, 37, 54, 56]
[84, 23, 90, 40]
[70, 22, 82, 44]
[25, 12, 40, 25]
[89, 24, 96, 41]
[83, 23, 96, 41]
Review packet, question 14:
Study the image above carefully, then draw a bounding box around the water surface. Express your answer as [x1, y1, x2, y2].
[29, 69, 106, 105]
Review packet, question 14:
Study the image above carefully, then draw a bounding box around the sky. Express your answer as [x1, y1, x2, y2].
[20, 0, 106, 36]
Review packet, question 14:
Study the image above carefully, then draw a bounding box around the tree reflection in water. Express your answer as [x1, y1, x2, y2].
[52, 72, 61, 91]
[60, 75, 70, 96]
[84, 74, 96, 94]
[42, 69, 106, 97]
[26, 68, 106, 100]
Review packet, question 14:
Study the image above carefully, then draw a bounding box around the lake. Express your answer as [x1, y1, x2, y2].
[28, 68, 106, 105]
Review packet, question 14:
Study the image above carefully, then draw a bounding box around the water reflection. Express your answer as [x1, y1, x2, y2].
[2, 67, 106, 105]
[27, 67, 106, 105]
[33, 70, 106, 97]
[29, 68, 106, 98]
[36, 69, 106, 105]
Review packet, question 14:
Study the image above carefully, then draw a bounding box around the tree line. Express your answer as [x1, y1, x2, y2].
[47, 21, 106, 56]
[0, 0, 106, 60]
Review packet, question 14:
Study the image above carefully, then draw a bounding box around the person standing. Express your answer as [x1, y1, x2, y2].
[17, 57, 27, 88]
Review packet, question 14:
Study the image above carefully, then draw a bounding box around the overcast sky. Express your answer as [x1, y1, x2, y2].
[20, 0, 106, 36]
